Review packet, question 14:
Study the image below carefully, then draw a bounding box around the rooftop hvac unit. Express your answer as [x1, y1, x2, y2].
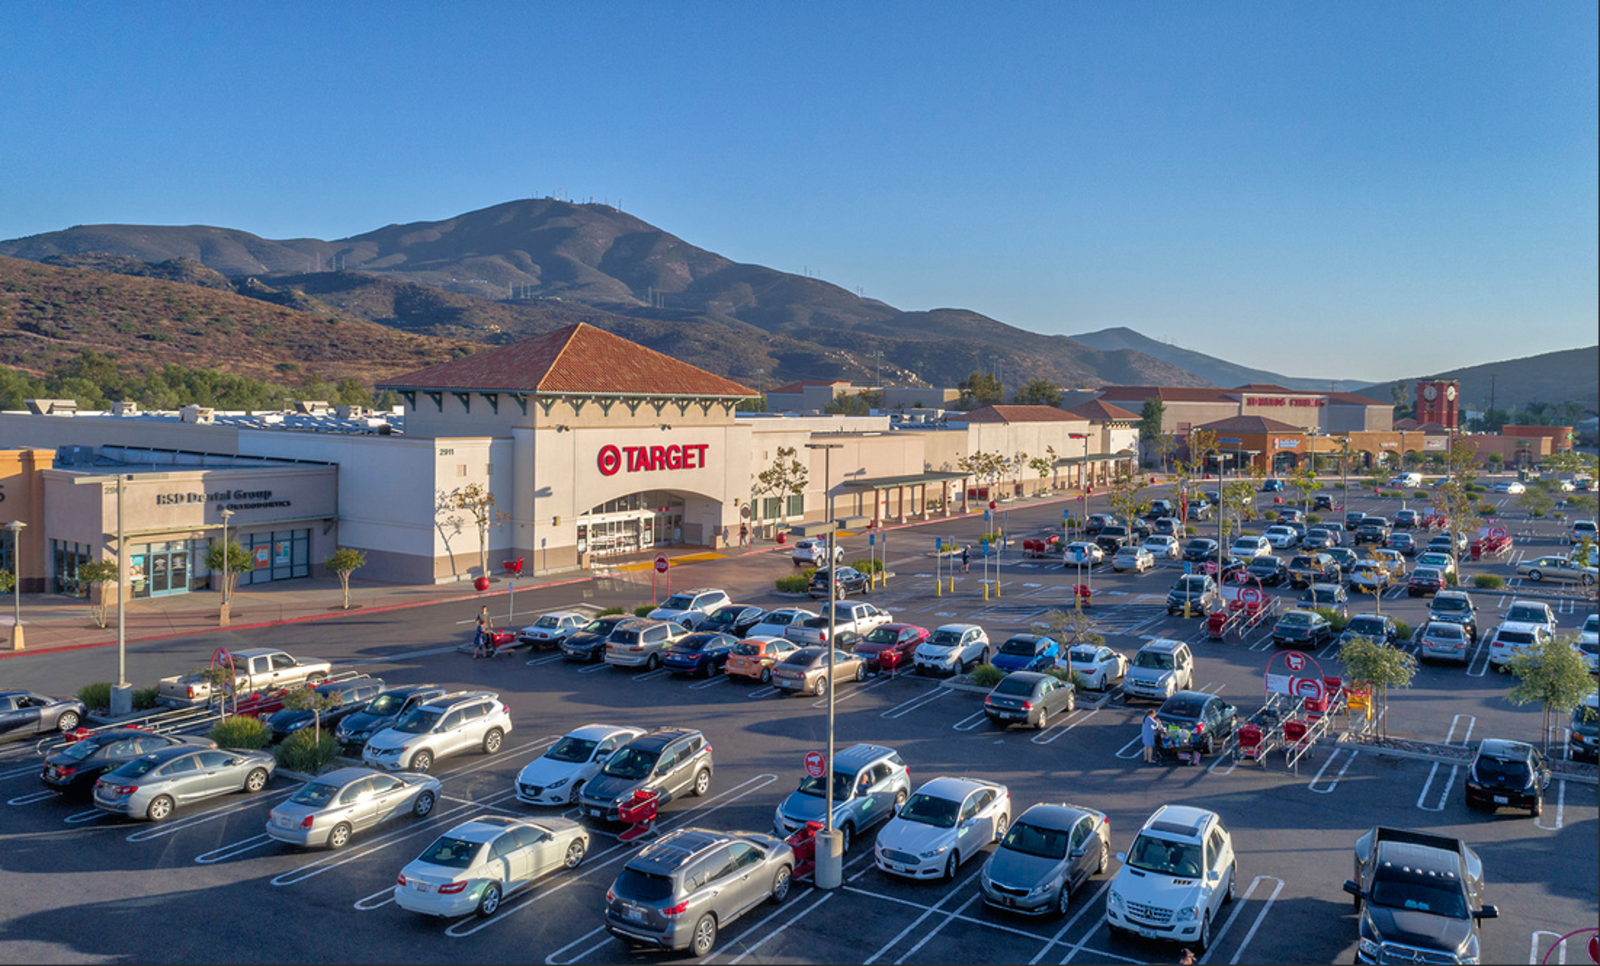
[23, 398, 78, 415]
[112, 400, 140, 416]
[179, 405, 215, 425]
[293, 400, 330, 415]
[336, 405, 365, 419]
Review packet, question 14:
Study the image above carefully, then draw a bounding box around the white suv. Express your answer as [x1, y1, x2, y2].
[647, 589, 730, 628]
[363, 691, 513, 774]
[914, 624, 992, 675]
[1108, 805, 1236, 953]
[1488, 621, 1553, 669]
[792, 539, 843, 567]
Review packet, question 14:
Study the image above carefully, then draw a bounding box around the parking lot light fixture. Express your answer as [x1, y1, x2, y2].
[71, 472, 169, 712]
[5, 521, 24, 651]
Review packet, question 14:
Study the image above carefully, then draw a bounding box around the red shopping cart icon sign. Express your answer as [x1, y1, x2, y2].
[1285, 652, 1306, 672]
[804, 751, 826, 779]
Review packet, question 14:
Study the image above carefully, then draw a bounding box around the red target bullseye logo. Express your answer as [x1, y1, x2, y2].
[597, 445, 622, 476]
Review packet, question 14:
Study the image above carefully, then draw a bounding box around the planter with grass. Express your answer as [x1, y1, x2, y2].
[275, 729, 340, 776]
[208, 715, 270, 751]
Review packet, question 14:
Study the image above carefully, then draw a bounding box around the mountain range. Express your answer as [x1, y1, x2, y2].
[1, 199, 1594, 412]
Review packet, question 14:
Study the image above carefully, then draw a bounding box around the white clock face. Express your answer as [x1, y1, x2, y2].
[1423, 385, 1438, 401]
[1445, 385, 1457, 401]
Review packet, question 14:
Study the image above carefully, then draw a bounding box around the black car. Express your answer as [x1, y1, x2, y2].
[1427, 592, 1479, 643]
[1312, 494, 1334, 511]
[1093, 526, 1133, 556]
[1338, 613, 1399, 647]
[808, 566, 872, 599]
[561, 616, 640, 663]
[1083, 514, 1119, 536]
[265, 676, 386, 742]
[1271, 609, 1335, 648]
[40, 729, 217, 798]
[1154, 690, 1237, 755]
[983, 671, 1076, 730]
[1287, 553, 1340, 589]
[1181, 538, 1219, 563]
[1466, 739, 1551, 815]
[333, 683, 449, 752]
[1344, 827, 1498, 966]
[1354, 516, 1392, 545]
[662, 632, 740, 678]
[1245, 555, 1289, 587]
[1166, 575, 1219, 617]
[698, 604, 767, 638]
[1144, 500, 1175, 520]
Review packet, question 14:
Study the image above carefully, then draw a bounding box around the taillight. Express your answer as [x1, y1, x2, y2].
[661, 900, 690, 918]
[605, 888, 616, 903]
[116, 785, 138, 795]
[300, 815, 315, 829]
[54, 765, 77, 776]
[984, 696, 994, 706]
[438, 881, 468, 894]
[1019, 701, 1033, 711]
[1194, 723, 1205, 734]
[501, 705, 509, 714]
[187, 685, 198, 699]
[397, 873, 407, 886]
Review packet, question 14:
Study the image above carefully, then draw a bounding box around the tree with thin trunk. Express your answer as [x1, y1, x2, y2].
[204, 540, 253, 607]
[283, 684, 343, 742]
[1505, 636, 1593, 754]
[1106, 466, 1152, 530]
[1337, 635, 1418, 738]
[756, 446, 809, 535]
[446, 482, 508, 579]
[325, 548, 367, 610]
[1034, 606, 1102, 688]
[78, 559, 120, 629]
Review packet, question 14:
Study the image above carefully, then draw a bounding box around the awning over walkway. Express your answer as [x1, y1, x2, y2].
[839, 471, 967, 489]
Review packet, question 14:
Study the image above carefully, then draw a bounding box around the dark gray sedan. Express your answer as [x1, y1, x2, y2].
[979, 803, 1111, 916]
[266, 766, 442, 849]
[0, 690, 87, 742]
[94, 745, 276, 822]
[983, 672, 1076, 730]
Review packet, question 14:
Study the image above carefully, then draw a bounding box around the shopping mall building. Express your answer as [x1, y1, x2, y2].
[0, 325, 1137, 600]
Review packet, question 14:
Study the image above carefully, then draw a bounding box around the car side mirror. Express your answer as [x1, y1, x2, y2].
[1476, 904, 1498, 920]
[1069, 846, 1086, 858]
[1208, 870, 1220, 882]
[1342, 880, 1364, 899]
[1116, 852, 1127, 864]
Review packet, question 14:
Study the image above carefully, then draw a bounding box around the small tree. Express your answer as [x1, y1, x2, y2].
[325, 548, 367, 610]
[1137, 398, 1165, 466]
[78, 559, 120, 629]
[0, 570, 12, 595]
[957, 371, 1004, 409]
[1013, 379, 1060, 406]
[1151, 433, 1180, 475]
[1515, 482, 1556, 520]
[956, 450, 1008, 501]
[191, 662, 242, 717]
[1029, 452, 1054, 492]
[445, 482, 508, 579]
[756, 446, 809, 534]
[1287, 462, 1322, 521]
[1338, 636, 1418, 738]
[204, 540, 253, 606]
[1505, 636, 1594, 754]
[1034, 606, 1103, 683]
[283, 684, 342, 742]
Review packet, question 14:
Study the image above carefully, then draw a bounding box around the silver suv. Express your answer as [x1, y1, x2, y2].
[1122, 640, 1195, 704]
[362, 691, 512, 774]
[914, 624, 992, 675]
[604, 619, 688, 670]
[773, 743, 910, 852]
[605, 828, 795, 956]
[579, 729, 713, 822]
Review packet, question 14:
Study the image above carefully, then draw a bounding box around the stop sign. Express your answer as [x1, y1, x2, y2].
[989, 500, 997, 511]
[654, 554, 669, 574]
[804, 751, 826, 779]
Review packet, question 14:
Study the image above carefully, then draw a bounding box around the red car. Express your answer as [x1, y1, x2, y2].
[852, 623, 929, 672]
[1407, 567, 1446, 597]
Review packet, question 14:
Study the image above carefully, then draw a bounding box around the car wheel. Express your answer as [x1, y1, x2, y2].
[893, 788, 909, 813]
[692, 767, 711, 797]
[483, 728, 504, 755]
[760, 667, 772, 684]
[56, 711, 81, 733]
[328, 822, 353, 850]
[770, 864, 793, 903]
[410, 750, 434, 773]
[1056, 884, 1073, 916]
[993, 813, 1009, 843]
[1196, 910, 1212, 953]
[414, 790, 437, 817]
[146, 794, 175, 822]
[646, 654, 661, 672]
[1097, 839, 1110, 875]
[944, 851, 959, 881]
[566, 781, 584, 805]
[840, 823, 854, 853]
[564, 837, 588, 869]
[813, 676, 828, 698]
[853, 663, 866, 682]
[306, 674, 327, 688]
[476, 882, 502, 918]
[1529, 570, 1542, 582]
[244, 767, 269, 793]
[690, 914, 718, 957]
[1531, 795, 1543, 818]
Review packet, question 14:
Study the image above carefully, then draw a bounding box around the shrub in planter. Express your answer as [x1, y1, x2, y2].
[633, 604, 655, 618]
[208, 715, 269, 750]
[77, 682, 112, 713]
[1263, 510, 1278, 521]
[968, 664, 1006, 688]
[1393, 620, 1412, 642]
[1045, 667, 1090, 692]
[979, 531, 1003, 546]
[851, 558, 884, 574]
[775, 574, 812, 593]
[1306, 514, 1322, 524]
[1476, 504, 1497, 516]
[598, 606, 624, 616]
[1530, 509, 1546, 518]
[1333, 482, 1347, 490]
[1414, 491, 1429, 500]
[1444, 572, 1459, 586]
[132, 687, 161, 711]
[1314, 609, 1351, 634]
[1472, 574, 1505, 590]
[275, 729, 339, 776]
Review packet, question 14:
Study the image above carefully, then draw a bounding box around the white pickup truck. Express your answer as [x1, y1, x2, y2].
[785, 601, 893, 646]
[157, 648, 332, 707]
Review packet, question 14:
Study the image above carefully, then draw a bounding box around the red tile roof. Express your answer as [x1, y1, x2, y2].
[1230, 383, 1295, 393]
[380, 324, 758, 397]
[1095, 386, 1234, 403]
[1324, 391, 1386, 406]
[1194, 415, 1305, 434]
[958, 405, 1083, 424]
[1064, 399, 1139, 421]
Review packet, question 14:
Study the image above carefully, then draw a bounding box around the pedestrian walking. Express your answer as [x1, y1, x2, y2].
[961, 545, 971, 573]
[1179, 948, 1196, 965]
[1141, 710, 1159, 764]
[739, 523, 748, 547]
[473, 607, 493, 658]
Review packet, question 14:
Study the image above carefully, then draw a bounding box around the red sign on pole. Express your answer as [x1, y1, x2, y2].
[654, 554, 670, 575]
[1285, 652, 1306, 672]
[804, 751, 826, 779]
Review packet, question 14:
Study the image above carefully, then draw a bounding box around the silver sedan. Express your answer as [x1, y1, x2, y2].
[267, 767, 442, 849]
[94, 745, 276, 822]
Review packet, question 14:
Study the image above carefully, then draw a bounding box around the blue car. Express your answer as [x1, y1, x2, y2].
[990, 634, 1060, 673]
[662, 632, 739, 677]
[1261, 478, 1285, 492]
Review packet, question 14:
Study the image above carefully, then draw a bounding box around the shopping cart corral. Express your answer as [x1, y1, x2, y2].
[1220, 651, 1359, 772]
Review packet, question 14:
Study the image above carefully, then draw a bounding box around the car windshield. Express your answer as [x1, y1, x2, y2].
[732, 642, 763, 656]
[660, 594, 696, 610]
[1419, 554, 1449, 567]
[1184, 542, 1210, 552]
[1414, 568, 1442, 580]
[1249, 559, 1277, 571]
[999, 639, 1038, 656]
[1306, 529, 1330, 539]
[1069, 647, 1100, 663]
[1180, 578, 1207, 590]
[1507, 606, 1547, 623]
[602, 747, 660, 780]
[613, 867, 675, 902]
[107, 756, 162, 779]
[674, 637, 708, 653]
[58, 740, 106, 762]
[1431, 597, 1468, 614]
[1371, 873, 1469, 919]
[364, 693, 405, 716]
[393, 708, 443, 735]
[1430, 625, 1465, 640]
[534, 616, 562, 628]
[1575, 705, 1599, 726]
[1126, 834, 1203, 878]
[289, 782, 340, 807]
[1346, 617, 1386, 635]
[797, 772, 855, 800]
[1474, 755, 1532, 780]
[1585, 616, 1599, 633]
[418, 835, 483, 869]
[897, 793, 959, 828]
[1160, 695, 1207, 718]
[864, 627, 898, 644]
[764, 612, 798, 626]
[781, 649, 820, 667]
[929, 630, 965, 646]
[1001, 821, 1071, 860]
[546, 736, 598, 764]
[1133, 650, 1174, 670]
[1495, 630, 1533, 645]
[994, 675, 1037, 696]
[581, 619, 618, 634]
[1280, 612, 1313, 627]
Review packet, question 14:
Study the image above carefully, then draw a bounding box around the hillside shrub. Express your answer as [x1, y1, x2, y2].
[209, 715, 269, 750]
[775, 574, 811, 593]
[969, 664, 1005, 688]
[275, 730, 339, 776]
[1472, 574, 1505, 590]
[76, 682, 112, 712]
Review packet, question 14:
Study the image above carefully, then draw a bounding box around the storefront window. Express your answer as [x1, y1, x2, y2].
[579, 491, 685, 557]
[51, 540, 92, 598]
[236, 529, 310, 585]
[0, 530, 13, 578]
[130, 540, 195, 598]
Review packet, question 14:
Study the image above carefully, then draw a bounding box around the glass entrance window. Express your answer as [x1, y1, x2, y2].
[237, 529, 310, 586]
[581, 491, 685, 556]
[132, 540, 195, 598]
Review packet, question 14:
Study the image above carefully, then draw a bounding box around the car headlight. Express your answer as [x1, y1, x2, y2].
[1176, 906, 1199, 922]
[1028, 877, 1061, 897]
[1357, 937, 1381, 959]
[286, 719, 308, 731]
[919, 845, 949, 859]
[546, 777, 568, 789]
[1108, 889, 1124, 910]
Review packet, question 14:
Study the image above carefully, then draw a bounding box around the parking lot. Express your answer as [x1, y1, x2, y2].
[1, 481, 1595, 964]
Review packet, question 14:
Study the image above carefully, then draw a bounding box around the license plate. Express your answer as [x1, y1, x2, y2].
[1137, 927, 1158, 938]
[588, 807, 604, 818]
[624, 906, 645, 923]
[1493, 795, 1508, 804]
[275, 815, 294, 828]
[47, 767, 59, 779]
[1003, 896, 1015, 906]
[999, 711, 1020, 719]
[412, 881, 432, 893]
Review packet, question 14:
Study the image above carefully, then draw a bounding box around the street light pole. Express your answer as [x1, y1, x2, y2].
[806, 442, 845, 532]
[5, 521, 24, 652]
[220, 508, 235, 626]
[72, 472, 168, 714]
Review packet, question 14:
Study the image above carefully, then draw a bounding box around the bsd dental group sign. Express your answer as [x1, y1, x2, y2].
[598, 443, 710, 476]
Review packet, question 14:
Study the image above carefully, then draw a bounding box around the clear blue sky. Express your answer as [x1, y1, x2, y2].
[3, 3, 1595, 383]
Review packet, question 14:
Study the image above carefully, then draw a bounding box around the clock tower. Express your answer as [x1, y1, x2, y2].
[1415, 380, 1459, 429]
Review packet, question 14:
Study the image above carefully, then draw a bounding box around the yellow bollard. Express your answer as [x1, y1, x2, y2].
[983, 581, 991, 601]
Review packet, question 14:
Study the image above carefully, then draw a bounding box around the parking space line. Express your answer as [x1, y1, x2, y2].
[1033, 710, 1098, 744]
[894, 892, 981, 964]
[126, 788, 296, 842]
[748, 685, 781, 699]
[195, 832, 274, 864]
[546, 926, 616, 965]
[1416, 762, 1458, 812]
[1466, 637, 1492, 677]
[63, 808, 107, 824]
[688, 675, 730, 690]
[1, 763, 46, 781]
[1207, 752, 1239, 777]
[843, 882, 1058, 945]
[578, 662, 611, 674]
[525, 653, 565, 667]
[447, 774, 782, 938]
[1198, 874, 1284, 965]
[1308, 748, 1357, 794]
[953, 710, 988, 732]
[7, 789, 57, 806]
[1534, 780, 1566, 831]
[812, 676, 895, 709]
[1529, 929, 1573, 964]
[862, 869, 986, 964]
[1028, 878, 1112, 965]
[354, 885, 399, 911]
[632, 667, 672, 682]
[441, 793, 524, 816]
[1114, 736, 1144, 760]
[883, 687, 953, 719]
